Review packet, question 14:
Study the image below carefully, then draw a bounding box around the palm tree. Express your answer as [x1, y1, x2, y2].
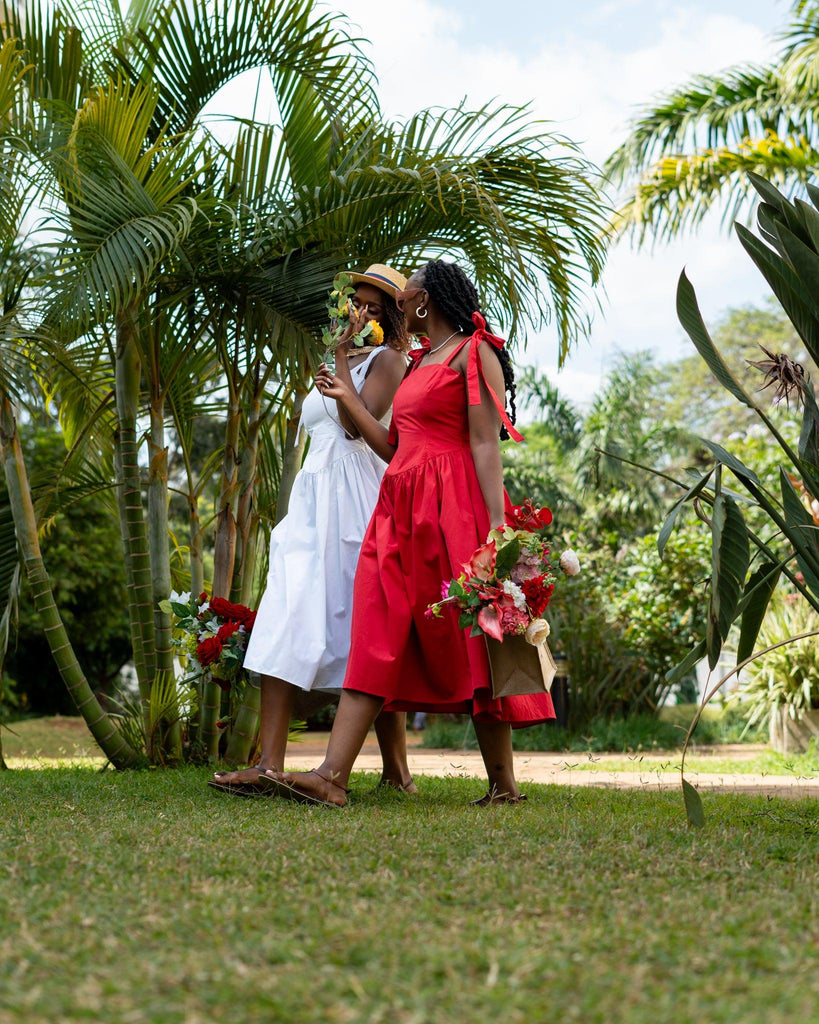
[606, 0, 819, 241]
[0, 0, 610, 765]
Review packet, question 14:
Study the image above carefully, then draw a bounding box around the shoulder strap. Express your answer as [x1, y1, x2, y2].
[442, 336, 472, 366]
[464, 314, 524, 443]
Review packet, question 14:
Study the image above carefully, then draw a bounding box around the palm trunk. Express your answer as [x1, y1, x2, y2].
[114, 308, 156, 728]
[0, 395, 141, 768]
[231, 374, 264, 603]
[148, 394, 181, 762]
[225, 376, 294, 765]
[202, 356, 241, 759]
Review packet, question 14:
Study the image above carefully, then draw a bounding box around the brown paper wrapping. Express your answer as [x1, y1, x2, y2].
[485, 634, 557, 699]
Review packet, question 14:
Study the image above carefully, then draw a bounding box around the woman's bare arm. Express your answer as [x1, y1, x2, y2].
[333, 346, 406, 439]
[315, 364, 400, 463]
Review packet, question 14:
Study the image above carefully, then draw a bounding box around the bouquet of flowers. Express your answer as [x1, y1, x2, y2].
[321, 272, 384, 359]
[160, 590, 257, 691]
[426, 499, 581, 648]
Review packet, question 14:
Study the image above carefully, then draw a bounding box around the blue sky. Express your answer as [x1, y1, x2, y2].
[440, 0, 785, 52]
[325, 0, 794, 401]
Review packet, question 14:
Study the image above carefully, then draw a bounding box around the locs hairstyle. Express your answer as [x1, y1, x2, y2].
[418, 260, 517, 438]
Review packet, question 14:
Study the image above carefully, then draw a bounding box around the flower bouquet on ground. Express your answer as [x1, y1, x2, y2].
[426, 500, 581, 698]
[160, 591, 257, 694]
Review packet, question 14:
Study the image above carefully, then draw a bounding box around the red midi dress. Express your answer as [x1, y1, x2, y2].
[342, 318, 555, 726]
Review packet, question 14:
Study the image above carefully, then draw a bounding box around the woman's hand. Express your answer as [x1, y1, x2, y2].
[315, 364, 356, 405]
[335, 305, 369, 357]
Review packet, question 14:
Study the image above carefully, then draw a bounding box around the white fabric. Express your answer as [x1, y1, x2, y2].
[243, 348, 390, 691]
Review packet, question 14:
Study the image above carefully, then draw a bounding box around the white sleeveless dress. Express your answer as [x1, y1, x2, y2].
[243, 347, 390, 692]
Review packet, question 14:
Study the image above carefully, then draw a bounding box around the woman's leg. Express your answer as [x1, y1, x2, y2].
[278, 689, 384, 805]
[374, 711, 417, 792]
[472, 718, 520, 801]
[214, 675, 295, 782]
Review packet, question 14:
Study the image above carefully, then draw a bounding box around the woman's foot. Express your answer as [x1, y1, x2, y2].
[273, 769, 349, 807]
[375, 774, 419, 795]
[212, 765, 271, 786]
[470, 790, 527, 807]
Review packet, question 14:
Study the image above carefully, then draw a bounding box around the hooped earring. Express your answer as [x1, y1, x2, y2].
[416, 305, 428, 319]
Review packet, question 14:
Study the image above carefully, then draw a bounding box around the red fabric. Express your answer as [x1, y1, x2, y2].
[344, 325, 554, 726]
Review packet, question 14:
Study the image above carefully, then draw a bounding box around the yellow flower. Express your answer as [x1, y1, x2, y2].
[369, 320, 384, 346]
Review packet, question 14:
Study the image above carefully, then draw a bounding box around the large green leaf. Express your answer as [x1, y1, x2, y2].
[735, 222, 819, 359]
[666, 638, 707, 684]
[707, 494, 750, 669]
[736, 560, 781, 668]
[699, 439, 760, 485]
[682, 778, 705, 828]
[657, 468, 713, 558]
[780, 468, 819, 596]
[676, 271, 752, 408]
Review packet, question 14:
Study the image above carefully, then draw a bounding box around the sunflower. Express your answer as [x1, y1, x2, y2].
[368, 320, 384, 346]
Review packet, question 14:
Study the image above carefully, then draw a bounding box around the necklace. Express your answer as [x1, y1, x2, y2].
[426, 330, 462, 356]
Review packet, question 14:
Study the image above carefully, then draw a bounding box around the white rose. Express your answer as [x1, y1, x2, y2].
[559, 549, 581, 576]
[525, 618, 551, 646]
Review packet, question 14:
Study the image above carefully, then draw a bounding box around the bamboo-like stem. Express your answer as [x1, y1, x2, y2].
[0, 395, 141, 768]
[148, 391, 181, 763]
[231, 369, 265, 603]
[225, 373, 301, 764]
[202, 316, 241, 758]
[114, 308, 156, 727]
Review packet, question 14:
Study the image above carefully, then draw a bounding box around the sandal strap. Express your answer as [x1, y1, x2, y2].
[309, 769, 350, 794]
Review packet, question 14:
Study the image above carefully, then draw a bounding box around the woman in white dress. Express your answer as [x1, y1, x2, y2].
[210, 265, 415, 794]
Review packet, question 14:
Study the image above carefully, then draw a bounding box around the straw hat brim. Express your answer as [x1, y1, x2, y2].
[343, 267, 406, 299]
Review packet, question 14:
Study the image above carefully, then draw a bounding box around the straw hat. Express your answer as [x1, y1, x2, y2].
[344, 263, 407, 299]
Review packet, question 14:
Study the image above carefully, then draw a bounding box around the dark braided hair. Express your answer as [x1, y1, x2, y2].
[419, 260, 517, 438]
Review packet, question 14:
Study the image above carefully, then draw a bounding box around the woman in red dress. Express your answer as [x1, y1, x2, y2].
[271, 260, 555, 806]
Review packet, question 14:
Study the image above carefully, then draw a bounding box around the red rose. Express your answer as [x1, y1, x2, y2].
[521, 575, 554, 617]
[217, 621, 240, 643]
[209, 596, 256, 627]
[199, 592, 208, 603]
[242, 611, 257, 631]
[196, 635, 223, 667]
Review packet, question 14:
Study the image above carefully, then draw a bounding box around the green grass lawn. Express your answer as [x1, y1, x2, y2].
[1, 767, 818, 1024]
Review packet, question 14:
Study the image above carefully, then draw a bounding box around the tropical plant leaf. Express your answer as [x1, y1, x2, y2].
[676, 271, 753, 408]
[682, 778, 705, 828]
[665, 638, 707, 684]
[699, 439, 761, 485]
[780, 467, 819, 595]
[657, 468, 713, 558]
[707, 494, 750, 669]
[736, 560, 782, 668]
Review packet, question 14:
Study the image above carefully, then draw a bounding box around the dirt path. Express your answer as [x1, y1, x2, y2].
[287, 734, 819, 799]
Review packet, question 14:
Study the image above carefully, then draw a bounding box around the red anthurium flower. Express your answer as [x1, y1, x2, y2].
[477, 603, 503, 641]
[462, 540, 497, 582]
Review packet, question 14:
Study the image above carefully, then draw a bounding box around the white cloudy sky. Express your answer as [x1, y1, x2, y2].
[217, 0, 792, 401]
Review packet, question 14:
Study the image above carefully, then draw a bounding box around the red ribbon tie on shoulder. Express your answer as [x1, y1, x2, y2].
[467, 312, 524, 442]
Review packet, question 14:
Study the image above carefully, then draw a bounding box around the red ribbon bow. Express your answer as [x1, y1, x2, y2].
[466, 313, 523, 443]
[407, 314, 523, 443]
